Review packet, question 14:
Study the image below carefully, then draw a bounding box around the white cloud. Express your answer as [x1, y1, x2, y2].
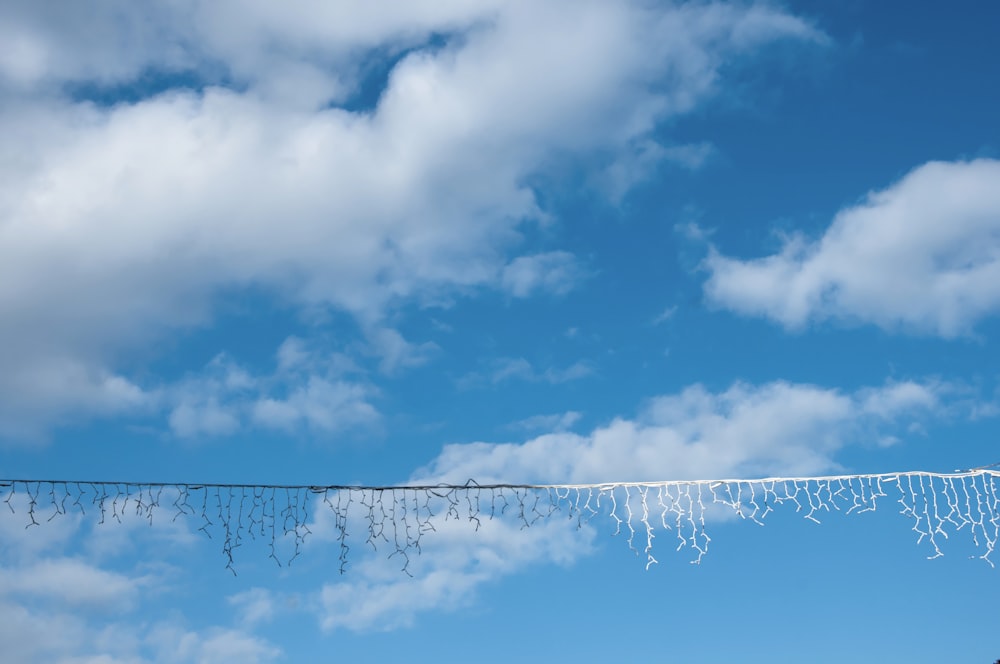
[0, 611, 284, 664]
[540, 361, 593, 383]
[318, 512, 592, 632]
[460, 357, 593, 388]
[490, 357, 534, 383]
[275, 337, 310, 372]
[0, 356, 153, 442]
[601, 139, 670, 202]
[0, 499, 82, 558]
[139, 623, 281, 664]
[653, 305, 678, 325]
[859, 380, 941, 418]
[602, 140, 714, 202]
[0, 0, 822, 439]
[366, 327, 438, 375]
[0, 485, 196, 563]
[0, 558, 142, 610]
[310, 377, 950, 632]
[663, 142, 715, 170]
[509, 411, 582, 432]
[169, 400, 241, 439]
[500, 251, 583, 298]
[0, 1, 504, 95]
[251, 376, 378, 433]
[166, 354, 254, 439]
[0, 493, 280, 664]
[176, 627, 281, 664]
[166, 342, 379, 439]
[417, 380, 944, 485]
[0, 600, 91, 664]
[704, 158, 1000, 337]
[227, 588, 275, 628]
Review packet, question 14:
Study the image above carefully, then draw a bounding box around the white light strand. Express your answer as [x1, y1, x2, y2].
[1, 469, 998, 573]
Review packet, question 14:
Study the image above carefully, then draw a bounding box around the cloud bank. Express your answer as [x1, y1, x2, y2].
[0, 1, 823, 438]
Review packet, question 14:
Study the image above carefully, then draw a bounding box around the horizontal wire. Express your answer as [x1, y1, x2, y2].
[3, 466, 997, 572]
[2, 466, 997, 492]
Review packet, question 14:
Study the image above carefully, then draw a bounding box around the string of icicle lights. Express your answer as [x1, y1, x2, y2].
[2, 464, 999, 575]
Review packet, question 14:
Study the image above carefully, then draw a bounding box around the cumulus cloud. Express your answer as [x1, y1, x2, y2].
[417, 379, 945, 485]
[0, 601, 92, 664]
[250, 376, 378, 433]
[0, 356, 153, 442]
[0, 558, 143, 610]
[147, 625, 281, 664]
[168, 340, 379, 439]
[0, 0, 823, 439]
[312, 377, 952, 632]
[0, 1, 506, 96]
[318, 510, 592, 632]
[704, 159, 1000, 337]
[0, 501, 81, 558]
[0, 489, 279, 664]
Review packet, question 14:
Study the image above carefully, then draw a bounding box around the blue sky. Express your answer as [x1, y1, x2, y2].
[1, 0, 999, 661]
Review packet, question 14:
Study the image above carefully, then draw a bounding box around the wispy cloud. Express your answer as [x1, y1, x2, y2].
[459, 357, 593, 389]
[366, 327, 439, 375]
[601, 140, 714, 202]
[500, 251, 584, 298]
[227, 588, 277, 628]
[652, 305, 678, 325]
[508, 411, 583, 432]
